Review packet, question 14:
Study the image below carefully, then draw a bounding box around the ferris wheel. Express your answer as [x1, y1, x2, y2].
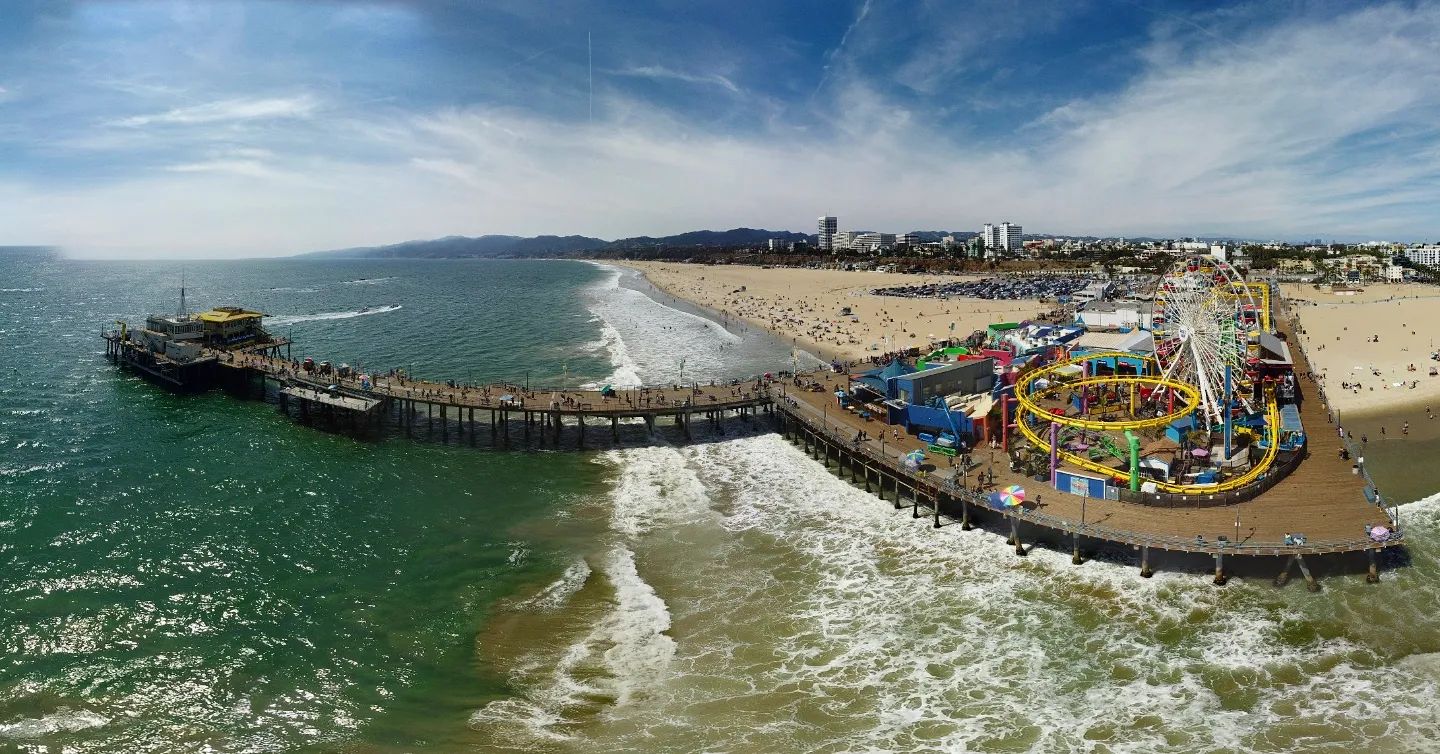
[1150, 255, 1258, 426]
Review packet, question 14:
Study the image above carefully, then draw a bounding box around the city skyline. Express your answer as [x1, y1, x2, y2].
[7, 2, 1440, 257]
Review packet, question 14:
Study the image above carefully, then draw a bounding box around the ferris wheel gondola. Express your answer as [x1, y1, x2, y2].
[1151, 255, 1257, 426]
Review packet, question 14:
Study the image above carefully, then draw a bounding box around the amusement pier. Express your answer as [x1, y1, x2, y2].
[102, 257, 1401, 587]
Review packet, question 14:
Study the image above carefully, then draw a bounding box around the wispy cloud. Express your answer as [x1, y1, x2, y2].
[7, 1, 1440, 257]
[164, 160, 280, 179]
[109, 95, 319, 128]
[813, 0, 873, 95]
[609, 65, 739, 94]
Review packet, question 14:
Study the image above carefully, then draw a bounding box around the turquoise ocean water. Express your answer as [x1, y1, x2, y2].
[3, 252, 1440, 753]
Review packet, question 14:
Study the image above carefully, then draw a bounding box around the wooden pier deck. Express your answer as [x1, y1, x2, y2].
[218, 350, 771, 416]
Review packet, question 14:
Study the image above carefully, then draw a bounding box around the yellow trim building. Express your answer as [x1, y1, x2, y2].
[197, 307, 266, 345]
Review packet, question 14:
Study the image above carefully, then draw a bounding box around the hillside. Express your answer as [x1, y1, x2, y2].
[298, 228, 815, 259]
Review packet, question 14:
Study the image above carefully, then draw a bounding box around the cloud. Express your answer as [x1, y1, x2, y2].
[9, 2, 1440, 257]
[164, 159, 282, 179]
[109, 95, 319, 127]
[609, 65, 739, 94]
[813, 0, 873, 95]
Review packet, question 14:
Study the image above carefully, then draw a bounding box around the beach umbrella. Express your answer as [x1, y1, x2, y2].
[1370, 526, 1391, 543]
[987, 491, 1010, 510]
[998, 485, 1026, 508]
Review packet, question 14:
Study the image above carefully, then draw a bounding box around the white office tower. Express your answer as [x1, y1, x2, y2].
[982, 223, 997, 250]
[998, 222, 1022, 251]
[818, 216, 838, 251]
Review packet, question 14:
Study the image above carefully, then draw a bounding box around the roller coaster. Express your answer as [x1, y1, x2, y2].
[1011, 255, 1285, 496]
[1012, 351, 1281, 494]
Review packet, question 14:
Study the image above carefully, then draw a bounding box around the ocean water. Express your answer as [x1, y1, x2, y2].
[3, 252, 1439, 752]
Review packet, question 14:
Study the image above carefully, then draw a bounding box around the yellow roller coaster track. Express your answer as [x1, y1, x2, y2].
[1012, 351, 1282, 495]
[1016, 375, 1201, 431]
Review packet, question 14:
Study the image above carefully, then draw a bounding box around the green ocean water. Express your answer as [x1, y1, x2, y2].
[0, 255, 630, 750]
[5, 251, 1440, 753]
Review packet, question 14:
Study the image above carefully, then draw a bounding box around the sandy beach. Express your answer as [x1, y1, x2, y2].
[1280, 283, 1440, 417]
[615, 261, 1056, 362]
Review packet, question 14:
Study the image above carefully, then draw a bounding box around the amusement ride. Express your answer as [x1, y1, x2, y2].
[1013, 256, 1289, 496]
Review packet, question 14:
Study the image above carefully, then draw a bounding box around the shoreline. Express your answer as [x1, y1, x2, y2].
[600, 260, 849, 365]
[610, 260, 1054, 366]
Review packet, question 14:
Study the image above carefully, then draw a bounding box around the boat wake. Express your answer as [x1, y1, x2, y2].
[267, 305, 402, 326]
[0, 708, 109, 739]
[338, 277, 395, 285]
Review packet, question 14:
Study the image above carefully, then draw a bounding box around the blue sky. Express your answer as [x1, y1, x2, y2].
[3, 1, 1440, 256]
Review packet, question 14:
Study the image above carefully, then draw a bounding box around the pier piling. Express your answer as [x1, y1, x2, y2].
[1297, 554, 1319, 592]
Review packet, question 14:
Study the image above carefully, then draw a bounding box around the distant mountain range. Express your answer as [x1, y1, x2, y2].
[295, 228, 1274, 260]
[298, 228, 815, 259]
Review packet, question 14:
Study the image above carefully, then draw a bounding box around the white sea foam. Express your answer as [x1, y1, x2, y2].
[471, 544, 677, 742]
[581, 265, 745, 388]
[581, 317, 641, 389]
[0, 287, 41, 292]
[267, 304, 401, 326]
[472, 443, 709, 742]
[0, 708, 109, 738]
[517, 559, 592, 612]
[596, 443, 714, 537]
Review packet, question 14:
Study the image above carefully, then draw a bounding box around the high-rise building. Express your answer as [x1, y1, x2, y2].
[981, 223, 997, 250]
[998, 222, 1022, 252]
[818, 216, 838, 251]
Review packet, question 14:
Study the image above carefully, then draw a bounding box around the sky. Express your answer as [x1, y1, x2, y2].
[4, 1, 1440, 257]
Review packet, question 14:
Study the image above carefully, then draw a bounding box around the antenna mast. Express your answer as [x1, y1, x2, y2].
[179, 271, 188, 319]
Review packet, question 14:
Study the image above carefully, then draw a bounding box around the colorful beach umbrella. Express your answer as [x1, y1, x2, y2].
[998, 485, 1026, 508]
